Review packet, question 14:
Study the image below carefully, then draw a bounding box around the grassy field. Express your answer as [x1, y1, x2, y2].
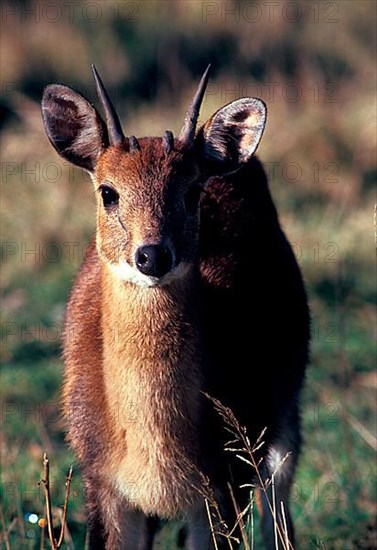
[1, 0, 376, 548]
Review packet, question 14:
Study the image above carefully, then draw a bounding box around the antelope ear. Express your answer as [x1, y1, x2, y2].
[41, 84, 108, 172]
[200, 98, 267, 174]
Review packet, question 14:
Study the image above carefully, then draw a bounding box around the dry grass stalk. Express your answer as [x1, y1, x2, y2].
[227, 482, 252, 550]
[40, 453, 73, 550]
[0, 504, 11, 550]
[197, 474, 234, 547]
[280, 501, 289, 550]
[205, 498, 219, 550]
[205, 394, 294, 550]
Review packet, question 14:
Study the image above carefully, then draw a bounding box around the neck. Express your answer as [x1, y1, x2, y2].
[101, 261, 203, 439]
[100, 263, 205, 515]
[102, 262, 200, 357]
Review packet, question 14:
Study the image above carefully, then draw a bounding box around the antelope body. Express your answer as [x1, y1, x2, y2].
[42, 66, 310, 549]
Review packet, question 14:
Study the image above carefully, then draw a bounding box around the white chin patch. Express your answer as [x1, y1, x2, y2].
[109, 260, 190, 288]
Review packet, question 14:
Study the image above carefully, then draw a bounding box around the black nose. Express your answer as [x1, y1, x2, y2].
[135, 245, 174, 278]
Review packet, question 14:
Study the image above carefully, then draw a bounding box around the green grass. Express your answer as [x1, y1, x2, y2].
[1, 0, 376, 548]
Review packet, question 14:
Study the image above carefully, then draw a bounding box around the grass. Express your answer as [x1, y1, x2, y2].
[1, 0, 376, 548]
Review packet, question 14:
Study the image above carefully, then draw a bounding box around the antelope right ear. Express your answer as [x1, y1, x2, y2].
[41, 84, 108, 172]
[199, 98, 267, 175]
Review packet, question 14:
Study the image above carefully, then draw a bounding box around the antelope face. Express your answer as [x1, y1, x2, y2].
[41, 65, 267, 288]
[94, 140, 203, 287]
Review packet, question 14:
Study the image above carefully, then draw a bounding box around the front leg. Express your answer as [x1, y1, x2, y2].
[258, 430, 300, 549]
[186, 492, 242, 550]
[84, 475, 156, 549]
[186, 502, 212, 550]
[257, 469, 295, 550]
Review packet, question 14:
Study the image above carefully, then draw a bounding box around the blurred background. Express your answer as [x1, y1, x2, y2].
[1, 0, 376, 548]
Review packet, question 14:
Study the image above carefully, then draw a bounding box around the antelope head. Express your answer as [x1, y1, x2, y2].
[41, 65, 266, 288]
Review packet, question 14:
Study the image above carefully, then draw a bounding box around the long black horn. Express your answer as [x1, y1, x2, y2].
[179, 64, 211, 146]
[91, 64, 125, 146]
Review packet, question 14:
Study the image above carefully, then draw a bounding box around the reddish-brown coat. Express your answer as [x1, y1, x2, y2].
[42, 73, 310, 549]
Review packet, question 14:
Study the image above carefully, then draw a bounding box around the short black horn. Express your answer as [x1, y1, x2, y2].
[92, 64, 125, 146]
[179, 64, 211, 147]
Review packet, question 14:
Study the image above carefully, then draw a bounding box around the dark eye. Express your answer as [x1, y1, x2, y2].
[184, 185, 202, 213]
[99, 185, 119, 208]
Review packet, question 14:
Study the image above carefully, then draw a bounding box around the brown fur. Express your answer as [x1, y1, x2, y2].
[42, 80, 310, 549]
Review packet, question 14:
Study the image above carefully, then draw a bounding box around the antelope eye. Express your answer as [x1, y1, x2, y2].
[184, 185, 203, 213]
[99, 185, 119, 208]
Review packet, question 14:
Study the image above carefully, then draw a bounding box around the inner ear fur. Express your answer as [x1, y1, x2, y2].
[200, 97, 267, 174]
[41, 84, 108, 172]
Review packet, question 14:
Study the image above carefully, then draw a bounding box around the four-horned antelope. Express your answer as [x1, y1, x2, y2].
[41, 65, 310, 549]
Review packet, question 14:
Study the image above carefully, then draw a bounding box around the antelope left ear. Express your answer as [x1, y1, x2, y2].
[199, 98, 267, 175]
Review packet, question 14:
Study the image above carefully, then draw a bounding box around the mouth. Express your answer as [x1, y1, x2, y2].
[110, 260, 190, 288]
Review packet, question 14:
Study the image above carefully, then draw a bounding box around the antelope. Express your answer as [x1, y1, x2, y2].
[41, 65, 310, 549]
